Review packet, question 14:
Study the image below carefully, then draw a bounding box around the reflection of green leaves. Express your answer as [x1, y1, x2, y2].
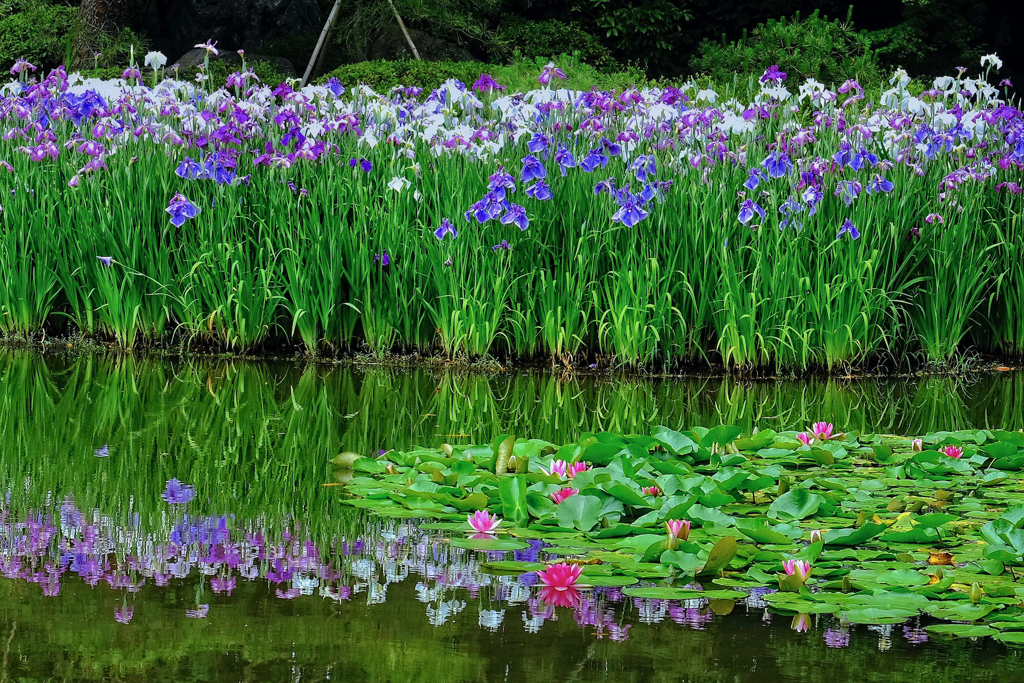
[768, 488, 823, 521]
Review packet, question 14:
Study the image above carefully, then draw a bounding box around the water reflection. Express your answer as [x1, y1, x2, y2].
[1, 353, 1023, 681]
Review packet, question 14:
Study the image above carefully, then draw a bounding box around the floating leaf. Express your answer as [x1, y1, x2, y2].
[768, 488, 823, 521]
[699, 536, 738, 577]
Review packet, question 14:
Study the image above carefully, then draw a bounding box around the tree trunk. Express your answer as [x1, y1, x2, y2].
[74, 0, 130, 65]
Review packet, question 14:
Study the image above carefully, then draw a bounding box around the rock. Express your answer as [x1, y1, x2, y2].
[148, 0, 322, 60]
[170, 48, 297, 77]
[367, 28, 478, 62]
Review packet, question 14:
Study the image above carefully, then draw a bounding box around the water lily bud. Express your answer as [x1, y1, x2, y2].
[810, 529, 823, 544]
[912, 438, 924, 452]
[856, 511, 867, 528]
[384, 463, 398, 475]
[970, 582, 983, 604]
[777, 477, 790, 496]
[440, 443, 453, 457]
[842, 575, 852, 592]
[934, 567, 944, 580]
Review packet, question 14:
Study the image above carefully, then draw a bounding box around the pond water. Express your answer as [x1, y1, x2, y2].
[0, 353, 1021, 682]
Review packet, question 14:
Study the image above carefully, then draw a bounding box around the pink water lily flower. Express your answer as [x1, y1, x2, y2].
[468, 510, 501, 533]
[540, 459, 569, 478]
[642, 486, 662, 496]
[810, 422, 834, 440]
[941, 445, 963, 459]
[666, 519, 691, 541]
[797, 432, 813, 446]
[537, 562, 583, 590]
[567, 461, 592, 477]
[792, 613, 811, 633]
[783, 559, 812, 582]
[551, 487, 578, 504]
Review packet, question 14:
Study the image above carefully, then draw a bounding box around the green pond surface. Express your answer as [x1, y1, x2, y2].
[1, 352, 1023, 682]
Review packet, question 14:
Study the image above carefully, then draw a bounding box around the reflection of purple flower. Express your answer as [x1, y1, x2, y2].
[903, 623, 929, 645]
[185, 604, 209, 619]
[162, 479, 195, 505]
[824, 627, 850, 647]
[94, 445, 110, 457]
[115, 606, 134, 624]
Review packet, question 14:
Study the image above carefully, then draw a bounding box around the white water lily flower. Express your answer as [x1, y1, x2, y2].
[387, 176, 411, 192]
[144, 51, 167, 70]
[981, 54, 1002, 70]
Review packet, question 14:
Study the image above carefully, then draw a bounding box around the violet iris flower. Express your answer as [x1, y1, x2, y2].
[867, 174, 894, 194]
[472, 73, 506, 94]
[601, 138, 622, 157]
[166, 193, 200, 227]
[527, 133, 550, 155]
[96, 256, 114, 267]
[526, 180, 552, 200]
[538, 62, 567, 86]
[374, 252, 391, 266]
[611, 193, 649, 228]
[761, 151, 793, 178]
[501, 204, 529, 231]
[849, 147, 878, 171]
[94, 445, 110, 457]
[594, 178, 617, 195]
[760, 65, 787, 83]
[554, 146, 576, 176]
[802, 186, 824, 215]
[520, 155, 546, 182]
[744, 168, 766, 190]
[631, 155, 656, 182]
[433, 218, 457, 240]
[487, 167, 516, 199]
[837, 219, 861, 240]
[835, 180, 862, 207]
[162, 479, 196, 505]
[579, 148, 608, 173]
[175, 157, 203, 180]
[738, 199, 766, 224]
[493, 239, 511, 251]
[325, 77, 345, 97]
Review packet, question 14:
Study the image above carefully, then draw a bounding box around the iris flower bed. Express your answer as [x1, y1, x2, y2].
[0, 50, 1021, 370]
[334, 422, 1024, 642]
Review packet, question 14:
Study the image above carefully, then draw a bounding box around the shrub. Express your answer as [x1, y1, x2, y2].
[863, 0, 986, 78]
[0, 3, 76, 73]
[318, 53, 646, 92]
[689, 9, 883, 88]
[491, 16, 617, 71]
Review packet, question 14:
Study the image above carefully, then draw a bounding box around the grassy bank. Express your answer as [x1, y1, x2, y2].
[0, 57, 1020, 373]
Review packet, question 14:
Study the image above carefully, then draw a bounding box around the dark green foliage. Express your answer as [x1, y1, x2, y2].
[690, 9, 882, 87]
[575, 0, 693, 75]
[864, 0, 987, 78]
[0, 2, 76, 72]
[492, 16, 617, 70]
[261, 32, 346, 77]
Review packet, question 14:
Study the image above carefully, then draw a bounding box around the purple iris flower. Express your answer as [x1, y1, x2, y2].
[527, 133, 550, 155]
[487, 167, 516, 199]
[162, 479, 196, 505]
[848, 147, 878, 171]
[611, 193, 649, 228]
[501, 204, 529, 231]
[759, 65, 787, 83]
[538, 62, 567, 86]
[433, 218, 457, 240]
[166, 193, 200, 227]
[744, 168, 766, 190]
[802, 186, 824, 215]
[601, 138, 622, 157]
[833, 142, 853, 167]
[465, 192, 506, 223]
[520, 155, 547, 183]
[738, 199, 766, 224]
[837, 219, 861, 240]
[493, 239, 511, 251]
[526, 180, 552, 200]
[639, 184, 657, 204]
[326, 77, 345, 97]
[96, 256, 113, 267]
[631, 155, 657, 182]
[175, 157, 203, 180]
[867, 174, 894, 194]
[594, 178, 617, 195]
[554, 145, 576, 176]
[579, 148, 609, 173]
[835, 180, 862, 207]
[761, 151, 793, 178]
[472, 73, 506, 94]
[374, 252, 391, 266]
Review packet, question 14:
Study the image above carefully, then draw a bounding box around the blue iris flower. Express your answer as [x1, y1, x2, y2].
[487, 168, 517, 200]
[166, 193, 200, 227]
[611, 192, 649, 228]
[867, 174, 894, 194]
[520, 155, 547, 183]
[738, 199, 766, 224]
[434, 218, 458, 240]
[744, 168, 766, 190]
[579, 148, 609, 173]
[527, 133, 550, 156]
[835, 180, 863, 207]
[501, 204, 530, 231]
[837, 219, 861, 240]
[526, 180, 553, 201]
[761, 151, 793, 178]
[631, 155, 657, 182]
[554, 145, 576, 176]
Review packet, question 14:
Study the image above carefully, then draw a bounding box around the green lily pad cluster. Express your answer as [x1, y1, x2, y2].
[333, 424, 1024, 643]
